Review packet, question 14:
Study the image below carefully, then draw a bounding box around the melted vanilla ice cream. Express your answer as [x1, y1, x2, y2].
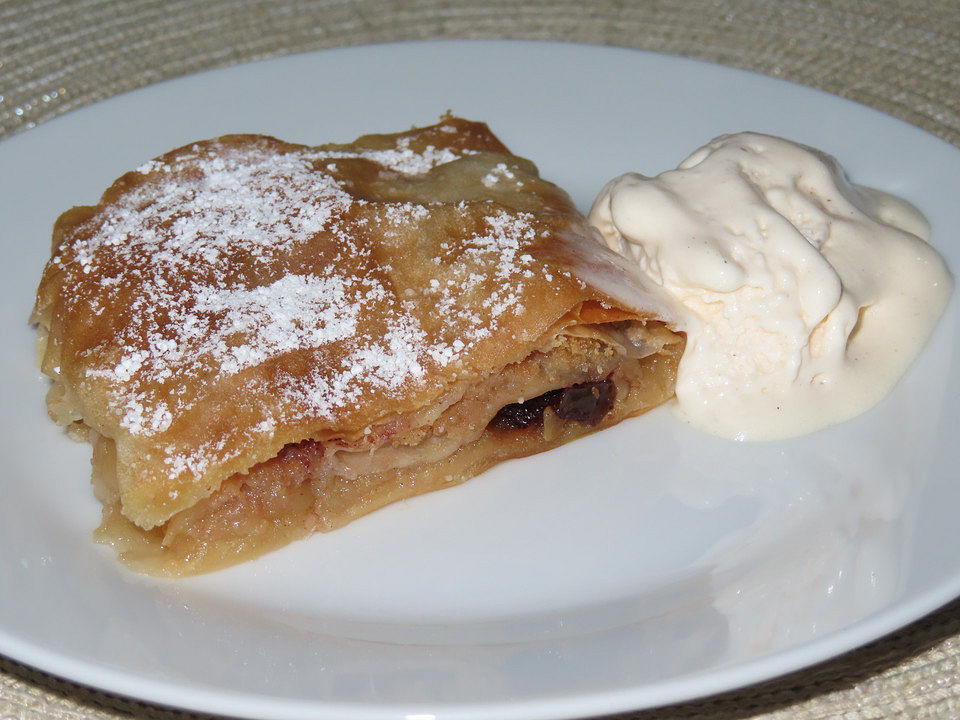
[589, 132, 953, 440]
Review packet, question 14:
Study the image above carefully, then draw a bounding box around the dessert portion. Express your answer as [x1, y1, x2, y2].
[590, 132, 953, 440]
[33, 118, 684, 575]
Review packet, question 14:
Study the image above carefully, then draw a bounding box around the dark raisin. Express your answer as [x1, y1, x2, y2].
[489, 390, 561, 430]
[553, 379, 616, 425]
[489, 378, 618, 432]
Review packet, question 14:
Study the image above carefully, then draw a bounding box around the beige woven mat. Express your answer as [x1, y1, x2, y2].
[2, 1, 959, 718]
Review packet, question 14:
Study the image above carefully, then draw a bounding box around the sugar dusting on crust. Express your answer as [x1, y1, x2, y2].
[310, 134, 473, 176]
[50, 132, 563, 481]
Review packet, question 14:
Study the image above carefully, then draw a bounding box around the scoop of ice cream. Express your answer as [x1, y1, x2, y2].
[590, 132, 952, 440]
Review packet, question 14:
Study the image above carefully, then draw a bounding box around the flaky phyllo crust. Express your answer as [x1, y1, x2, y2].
[33, 117, 684, 575]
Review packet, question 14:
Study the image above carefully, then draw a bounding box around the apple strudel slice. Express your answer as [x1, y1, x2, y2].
[32, 117, 684, 576]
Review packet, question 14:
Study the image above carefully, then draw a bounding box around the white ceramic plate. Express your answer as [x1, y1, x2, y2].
[1, 41, 958, 720]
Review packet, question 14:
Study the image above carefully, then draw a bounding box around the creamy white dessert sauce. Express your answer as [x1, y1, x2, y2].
[589, 132, 953, 440]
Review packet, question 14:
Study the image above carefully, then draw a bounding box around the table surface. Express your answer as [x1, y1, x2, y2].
[2, 1, 960, 719]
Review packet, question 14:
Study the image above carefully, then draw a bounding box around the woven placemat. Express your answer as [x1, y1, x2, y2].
[2, 1, 959, 718]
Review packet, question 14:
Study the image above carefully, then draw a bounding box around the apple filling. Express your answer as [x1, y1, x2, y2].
[92, 321, 682, 575]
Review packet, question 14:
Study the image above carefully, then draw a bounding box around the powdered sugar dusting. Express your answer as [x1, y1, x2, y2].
[97, 146, 351, 274]
[199, 275, 368, 372]
[482, 162, 517, 187]
[307, 135, 475, 176]
[417, 210, 543, 349]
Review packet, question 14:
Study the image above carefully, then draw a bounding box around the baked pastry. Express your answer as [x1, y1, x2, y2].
[32, 117, 684, 576]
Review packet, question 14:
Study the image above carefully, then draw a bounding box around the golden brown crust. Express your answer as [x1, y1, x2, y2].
[34, 117, 682, 565]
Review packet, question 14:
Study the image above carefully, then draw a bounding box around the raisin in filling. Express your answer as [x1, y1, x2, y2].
[489, 379, 615, 431]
